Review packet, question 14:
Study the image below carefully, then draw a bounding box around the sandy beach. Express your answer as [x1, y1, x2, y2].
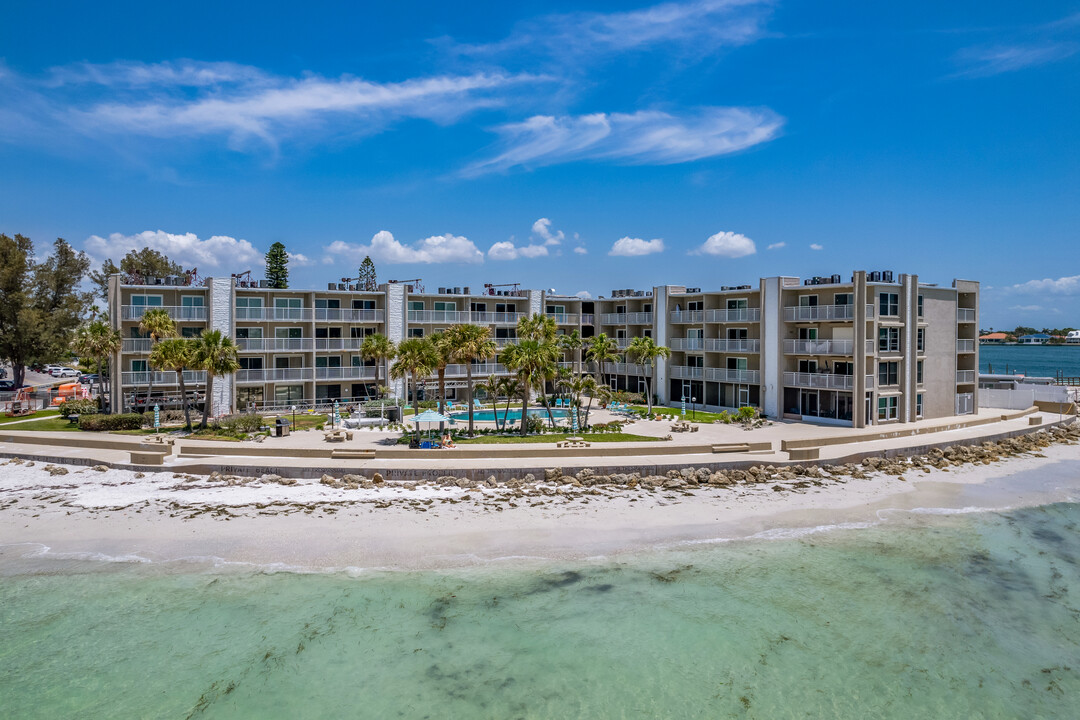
[3, 432, 1079, 571]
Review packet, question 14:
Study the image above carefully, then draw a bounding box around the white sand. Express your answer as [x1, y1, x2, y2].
[2, 443, 1079, 571]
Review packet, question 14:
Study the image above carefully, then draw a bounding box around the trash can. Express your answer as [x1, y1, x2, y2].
[275, 417, 291, 437]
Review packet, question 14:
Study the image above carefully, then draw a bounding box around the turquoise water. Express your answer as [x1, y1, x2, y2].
[4, 503, 1080, 717]
[451, 408, 568, 422]
[981, 344, 1080, 377]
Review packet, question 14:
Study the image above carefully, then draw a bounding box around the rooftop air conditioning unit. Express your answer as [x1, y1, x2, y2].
[454, 287, 461, 294]
[259, 279, 271, 288]
[738, 285, 752, 290]
[883, 271, 894, 283]
[463, 286, 470, 295]
[348, 284, 357, 291]
[831, 274, 841, 284]
[438, 287, 446, 294]
[336, 283, 345, 291]
[327, 282, 337, 290]
[869, 271, 882, 282]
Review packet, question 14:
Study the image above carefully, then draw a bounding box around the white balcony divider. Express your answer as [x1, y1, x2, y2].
[957, 339, 976, 353]
[121, 305, 208, 322]
[956, 392, 974, 415]
[956, 370, 976, 383]
[783, 372, 855, 390]
[784, 339, 854, 355]
[865, 374, 875, 389]
[705, 368, 760, 384]
[866, 339, 875, 354]
[783, 304, 855, 322]
[866, 304, 876, 317]
[669, 310, 704, 323]
[704, 338, 760, 353]
[957, 308, 976, 322]
[704, 308, 761, 323]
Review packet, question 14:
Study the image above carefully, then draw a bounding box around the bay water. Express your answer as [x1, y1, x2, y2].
[4, 499, 1080, 718]
[980, 344, 1080, 377]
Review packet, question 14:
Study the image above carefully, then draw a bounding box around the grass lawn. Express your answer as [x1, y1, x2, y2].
[0, 416, 80, 432]
[626, 404, 730, 423]
[456, 432, 662, 444]
[0, 409, 61, 425]
[262, 413, 327, 430]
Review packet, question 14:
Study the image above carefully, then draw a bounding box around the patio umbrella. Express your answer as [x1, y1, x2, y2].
[410, 409, 455, 442]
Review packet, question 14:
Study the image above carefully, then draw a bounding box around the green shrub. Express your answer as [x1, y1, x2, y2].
[59, 398, 98, 418]
[212, 413, 264, 435]
[140, 409, 188, 427]
[718, 410, 733, 424]
[79, 413, 143, 431]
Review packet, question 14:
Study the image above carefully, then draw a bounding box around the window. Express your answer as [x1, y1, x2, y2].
[546, 304, 566, 314]
[834, 361, 854, 376]
[878, 327, 900, 353]
[916, 394, 924, 417]
[798, 359, 818, 373]
[878, 361, 899, 386]
[274, 297, 302, 320]
[688, 355, 704, 368]
[130, 295, 163, 307]
[834, 293, 852, 306]
[235, 296, 262, 319]
[275, 327, 302, 339]
[917, 294, 924, 318]
[236, 327, 262, 340]
[315, 356, 341, 368]
[351, 327, 375, 338]
[274, 385, 304, 404]
[408, 328, 424, 338]
[879, 292, 899, 316]
[917, 328, 925, 353]
[353, 299, 375, 310]
[917, 360, 924, 385]
[687, 301, 703, 312]
[315, 298, 340, 309]
[434, 301, 456, 312]
[727, 298, 748, 310]
[799, 327, 818, 341]
[180, 295, 204, 318]
[496, 302, 516, 314]
[798, 295, 818, 307]
[642, 303, 652, 313]
[235, 297, 262, 307]
[728, 357, 748, 370]
[878, 396, 898, 421]
[408, 301, 424, 311]
[238, 357, 263, 370]
[180, 327, 202, 338]
[131, 359, 147, 372]
[237, 387, 263, 407]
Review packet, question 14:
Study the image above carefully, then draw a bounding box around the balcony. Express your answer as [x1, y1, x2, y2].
[580, 314, 595, 325]
[237, 338, 315, 352]
[314, 338, 366, 351]
[669, 310, 704, 323]
[444, 362, 508, 377]
[783, 304, 856, 322]
[704, 338, 760, 353]
[121, 370, 206, 386]
[470, 311, 522, 325]
[235, 368, 314, 383]
[599, 312, 653, 325]
[705, 308, 761, 323]
[957, 339, 976, 353]
[314, 308, 383, 323]
[670, 338, 704, 351]
[957, 308, 976, 323]
[494, 337, 516, 347]
[705, 368, 760, 384]
[783, 372, 855, 390]
[615, 337, 632, 349]
[121, 338, 153, 353]
[602, 362, 652, 376]
[314, 366, 375, 381]
[784, 339, 854, 355]
[956, 370, 976, 384]
[669, 365, 704, 379]
[235, 307, 313, 322]
[121, 305, 208, 322]
[407, 310, 470, 324]
[547, 313, 578, 324]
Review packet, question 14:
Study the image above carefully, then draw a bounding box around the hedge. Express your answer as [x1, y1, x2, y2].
[78, 413, 144, 431]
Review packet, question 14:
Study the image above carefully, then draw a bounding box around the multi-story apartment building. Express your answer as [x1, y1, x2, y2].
[107, 270, 978, 428]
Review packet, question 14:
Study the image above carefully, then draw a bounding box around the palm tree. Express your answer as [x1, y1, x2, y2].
[360, 333, 396, 400]
[193, 330, 241, 429]
[477, 374, 501, 429]
[501, 339, 559, 436]
[585, 333, 619, 388]
[390, 337, 438, 438]
[149, 338, 196, 430]
[71, 320, 121, 413]
[569, 374, 598, 430]
[517, 314, 561, 427]
[497, 376, 519, 430]
[627, 336, 671, 414]
[559, 329, 584, 379]
[138, 308, 177, 413]
[445, 324, 497, 436]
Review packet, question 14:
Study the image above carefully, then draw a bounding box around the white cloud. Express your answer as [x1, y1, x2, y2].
[487, 240, 549, 260]
[609, 237, 665, 257]
[287, 251, 313, 267]
[809, 243, 823, 251]
[1010, 305, 1043, 312]
[573, 246, 588, 255]
[953, 42, 1078, 78]
[692, 231, 756, 258]
[83, 230, 261, 268]
[326, 231, 483, 265]
[1008, 274, 1080, 294]
[575, 290, 592, 299]
[532, 217, 564, 245]
[767, 241, 785, 250]
[46, 60, 267, 88]
[464, 107, 783, 175]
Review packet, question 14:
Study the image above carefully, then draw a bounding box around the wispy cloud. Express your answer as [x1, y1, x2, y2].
[809, 243, 823, 250]
[1008, 274, 1080, 294]
[83, 230, 261, 268]
[449, 0, 773, 67]
[464, 107, 782, 175]
[45, 60, 268, 88]
[609, 237, 665, 257]
[691, 231, 756, 257]
[953, 42, 1077, 77]
[326, 231, 484, 265]
[1010, 304, 1043, 312]
[766, 241, 785, 250]
[488, 240, 549, 260]
[531, 217, 564, 245]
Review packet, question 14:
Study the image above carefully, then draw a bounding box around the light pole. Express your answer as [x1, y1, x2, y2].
[291, 404, 296, 429]
[692, 396, 697, 421]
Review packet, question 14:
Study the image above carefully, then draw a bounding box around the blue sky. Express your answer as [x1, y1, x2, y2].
[1, 0, 1077, 329]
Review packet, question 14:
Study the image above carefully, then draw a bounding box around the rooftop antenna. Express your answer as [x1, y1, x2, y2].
[389, 278, 424, 293]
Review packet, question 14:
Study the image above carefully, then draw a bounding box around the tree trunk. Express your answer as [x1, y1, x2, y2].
[540, 387, 557, 428]
[520, 373, 530, 436]
[178, 370, 192, 430]
[645, 364, 653, 414]
[437, 369, 446, 433]
[13, 364, 24, 390]
[584, 392, 594, 429]
[489, 387, 499, 432]
[145, 356, 156, 416]
[200, 373, 213, 429]
[466, 364, 475, 436]
[96, 354, 105, 413]
[501, 390, 512, 430]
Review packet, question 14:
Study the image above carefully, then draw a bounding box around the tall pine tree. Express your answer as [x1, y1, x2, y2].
[265, 242, 289, 289]
[358, 255, 377, 291]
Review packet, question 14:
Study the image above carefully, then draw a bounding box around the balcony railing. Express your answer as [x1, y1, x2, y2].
[580, 314, 595, 325]
[784, 372, 855, 390]
[407, 310, 522, 325]
[956, 370, 976, 384]
[547, 313, 578, 324]
[599, 312, 653, 325]
[121, 370, 206, 386]
[121, 338, 153, 353]
[866, 339, 875, 354]
[237, 338, 315, 352]
[442, 362, 508, 377]
[615, 338, 632, 349]
[470, 312, 522, 325]
[670, 338, 704, 351]
[314, 366, 375, 380]
[957, 308, 976, 323]
[669, 310, 704, 323]
[705, 368, 760, 384]
[313, 308, 383, 323]
[669, 365, 704, 379]
[235, 307, 314, 322]
[704, 338, 760, 353]
[494, 337, 516, 347]
[957, 339, 976, 353]
[784, 339, 854, 355]
[314, 338, 366, 351]
[121, 305, 207, 322]
[602, 362, 652, 376]
[705, 308, 761, 323]
[784, 304, 855, 322]
[235, 368, 314, 383]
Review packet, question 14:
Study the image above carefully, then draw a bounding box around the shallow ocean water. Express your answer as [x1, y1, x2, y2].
[3, 503, 1080, 719]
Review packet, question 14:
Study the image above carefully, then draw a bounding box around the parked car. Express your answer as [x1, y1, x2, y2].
[0, 380, 15, 391]
[79, 374, 99, 385]
[56, 368, 81, 378]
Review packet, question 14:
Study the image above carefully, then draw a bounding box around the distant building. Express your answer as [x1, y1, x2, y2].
[979, 332, 1008, 344]
[1018, 333, 1051, 345]
[1067, 330, 1080, 345]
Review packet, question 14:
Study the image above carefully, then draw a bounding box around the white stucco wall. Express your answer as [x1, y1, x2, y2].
[384, 283, 406, 399]
[208, 277, 234, 417]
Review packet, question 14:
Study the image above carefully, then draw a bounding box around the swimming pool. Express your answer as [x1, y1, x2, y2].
[448, 408, 568, 422]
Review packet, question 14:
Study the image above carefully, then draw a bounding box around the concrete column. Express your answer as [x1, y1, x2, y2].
[526, 289, 543, 318]
[107, 274, 123, 414]
[900, 274, 918, 423]
[207, 276, 235, 417]
[384, 282, 406, 399]
[654, 285, 669, 406]
[852, 271, 868, 428]
[760, 277, 783, 419]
